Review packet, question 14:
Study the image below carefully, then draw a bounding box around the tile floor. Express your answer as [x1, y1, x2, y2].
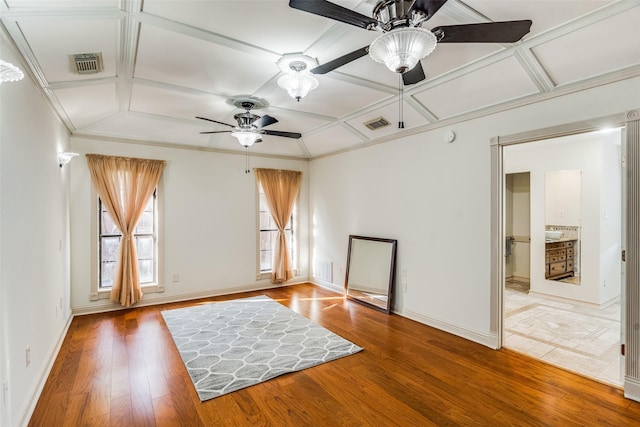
[504, 278, 622, 387]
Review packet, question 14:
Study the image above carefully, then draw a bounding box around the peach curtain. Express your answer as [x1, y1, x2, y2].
[86, 154, 166, 307]
[254, 168, 302, 284]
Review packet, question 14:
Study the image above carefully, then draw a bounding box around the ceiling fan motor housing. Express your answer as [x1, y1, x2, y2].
[234, 111, 260, 129]
[373, 0, 427, 31]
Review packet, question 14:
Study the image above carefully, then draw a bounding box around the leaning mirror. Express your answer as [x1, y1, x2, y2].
[344, 235, 397, 314]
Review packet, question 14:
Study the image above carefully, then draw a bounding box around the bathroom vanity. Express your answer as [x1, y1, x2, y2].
[545, 239, 577, 280]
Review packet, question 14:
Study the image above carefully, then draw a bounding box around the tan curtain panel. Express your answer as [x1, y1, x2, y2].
[254, 168, 302, 284]
[86, 154, 166, 307]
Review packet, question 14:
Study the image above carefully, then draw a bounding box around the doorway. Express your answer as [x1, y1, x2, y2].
[504, 172, 531, 291]
[501, 129, 623, 387]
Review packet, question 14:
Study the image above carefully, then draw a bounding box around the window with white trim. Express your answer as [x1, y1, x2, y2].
[98, 190, 157, 288]
[258, 183, 297, 275]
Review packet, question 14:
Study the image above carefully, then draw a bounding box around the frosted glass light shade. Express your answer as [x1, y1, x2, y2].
[277, 72, 319, 102]
[369, 27, 437, 73]
[231, 131, 260, 147]
[58, 152, 78, 167]
[0, 60, 24, 83]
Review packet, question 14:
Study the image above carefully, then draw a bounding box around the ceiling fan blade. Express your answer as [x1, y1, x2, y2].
[199, 130, 233, 134]
[289, 0, 379, 30]
[262, 130, 302, 139]
[195, 116, 235, 127]
[410, 0, 449, 21]
[311, 46, 369, 75]
[433, 20, 533, 43]
[402, 61, 426, 85]
[252, 114, 278, 129]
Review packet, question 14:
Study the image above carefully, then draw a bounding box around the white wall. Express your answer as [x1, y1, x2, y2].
[0, 42, 72, 426]
[69, 139, 310, 312]
[310, 77, 639, 345]
[504, 130, 621, 305]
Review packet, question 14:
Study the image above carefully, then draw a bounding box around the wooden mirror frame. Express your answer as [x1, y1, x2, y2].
[344, 235, 397, 314]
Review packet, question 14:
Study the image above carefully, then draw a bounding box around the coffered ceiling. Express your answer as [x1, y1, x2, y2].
[2, 0, 639, 158]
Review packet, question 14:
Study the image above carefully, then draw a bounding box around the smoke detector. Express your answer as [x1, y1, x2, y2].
[70, 52, 104, 75]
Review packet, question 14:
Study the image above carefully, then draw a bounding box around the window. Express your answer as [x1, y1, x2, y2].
[98, 191, 157, 289]
[258, 183, 297, 274]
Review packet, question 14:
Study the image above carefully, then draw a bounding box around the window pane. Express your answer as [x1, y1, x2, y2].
[101, 236, 121, 262]
[136, 211, 154, 234]
[138, 260, 153, 283]
[260, 230, 271, 251]
[101, 210, 120, 235]
[260, 250, 272, 272]
[259, 212, 272, 230]
[136, 236, 154, 260]
[100, 261, 116, 288]
[259, 193, 268, 210]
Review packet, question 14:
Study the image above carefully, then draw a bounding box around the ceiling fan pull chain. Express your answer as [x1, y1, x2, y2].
[245, 147, 250, 174]
[398, 73, 404, 129]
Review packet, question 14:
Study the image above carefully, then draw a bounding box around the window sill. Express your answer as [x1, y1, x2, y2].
[89, 283, 164, 301]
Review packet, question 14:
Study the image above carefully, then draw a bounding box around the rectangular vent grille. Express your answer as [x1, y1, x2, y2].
[314, 260, 333, 283]
[71, 53, 103, 74]
[364, 117, 390, 131]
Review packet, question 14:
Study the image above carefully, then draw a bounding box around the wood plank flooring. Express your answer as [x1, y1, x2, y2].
[29, 283, 640, 426]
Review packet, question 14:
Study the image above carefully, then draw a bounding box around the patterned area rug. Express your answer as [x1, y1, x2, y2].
[161, 295, 363, 401]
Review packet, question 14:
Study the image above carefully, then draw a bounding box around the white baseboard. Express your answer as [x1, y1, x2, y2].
[19, 313, 73, 427]
[310, 280, 498, 348]
[393, 306, 499, 349]
[625, 377, 640, 402]
[72, 279, 310, 316]
[310, 278, 344, 294]
[527, 290, 619, 309]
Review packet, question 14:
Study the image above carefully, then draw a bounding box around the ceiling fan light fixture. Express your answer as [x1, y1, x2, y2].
[277, 72, 319, 102]
[231, 130, 261, 147]
[369, 27, 437, 73]
[276, 53, 319, 101]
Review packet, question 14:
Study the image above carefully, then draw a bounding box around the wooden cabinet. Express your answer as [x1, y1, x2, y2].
[545, 240, 576, 280]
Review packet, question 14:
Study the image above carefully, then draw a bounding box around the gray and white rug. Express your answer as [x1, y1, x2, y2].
[161, 295, 363, 401]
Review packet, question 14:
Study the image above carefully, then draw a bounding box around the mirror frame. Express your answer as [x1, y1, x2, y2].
[344, 235, 397, 314]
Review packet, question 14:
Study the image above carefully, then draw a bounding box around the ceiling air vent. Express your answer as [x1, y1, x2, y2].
[363, 117, 390, 131]
[70, 52, 103, 75]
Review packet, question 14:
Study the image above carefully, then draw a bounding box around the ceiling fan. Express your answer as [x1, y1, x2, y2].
[196, 100, 302, 148]
[289, 0, 532, 85]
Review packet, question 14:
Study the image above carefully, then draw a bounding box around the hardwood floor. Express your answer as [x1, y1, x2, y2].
[29, 283, 640, 426]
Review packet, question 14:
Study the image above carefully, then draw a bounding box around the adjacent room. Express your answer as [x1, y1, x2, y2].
[1, 1, 640, 426]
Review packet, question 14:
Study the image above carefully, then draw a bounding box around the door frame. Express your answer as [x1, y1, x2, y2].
[490, 109, 640, 400]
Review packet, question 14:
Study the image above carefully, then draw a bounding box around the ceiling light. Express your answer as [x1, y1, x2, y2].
[277, 72, 319, 102]
[277, 54, 319, 102]
[0, 60, 24, 83]
[58, 152, 78, 167]
[231, 131, 261, 147]
[368, 27, 437, 74]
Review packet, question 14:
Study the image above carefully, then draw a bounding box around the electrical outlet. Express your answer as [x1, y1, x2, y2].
[25, 347, 31, 367]
[401, 267, 407, 277]
[172, 274, 179, 283]
[402, 283, 407, 293]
